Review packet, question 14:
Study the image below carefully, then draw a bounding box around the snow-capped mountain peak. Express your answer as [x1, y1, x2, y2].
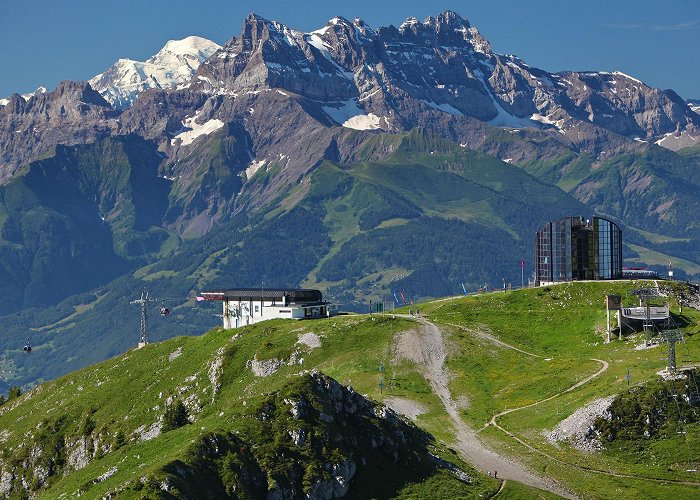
[0, 86, 47, 106]
[89, 36, 221, 109]
[148, 36, 220, 67]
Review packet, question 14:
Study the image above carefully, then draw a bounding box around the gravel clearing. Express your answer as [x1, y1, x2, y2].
[383, 397, 427, 421]
[545, 396, 615, 452]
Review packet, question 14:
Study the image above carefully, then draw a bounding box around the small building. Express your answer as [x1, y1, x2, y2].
[197, 288, 338, 329]
[535, 216, 622, 286]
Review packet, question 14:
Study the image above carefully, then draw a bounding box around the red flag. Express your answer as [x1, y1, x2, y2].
[521, 259, 525, 269]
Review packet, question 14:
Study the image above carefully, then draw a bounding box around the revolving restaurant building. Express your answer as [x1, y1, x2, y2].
[535, 216, 622, 286]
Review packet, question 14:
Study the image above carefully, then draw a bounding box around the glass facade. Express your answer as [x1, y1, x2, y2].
[535, 216, 622, 285]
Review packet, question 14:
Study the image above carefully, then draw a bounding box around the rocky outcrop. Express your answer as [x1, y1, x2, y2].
[0, 81, 118, 181]
[127, 372, 471, 499]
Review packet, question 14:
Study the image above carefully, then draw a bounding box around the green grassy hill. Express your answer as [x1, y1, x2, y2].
[2, 280, 699, 498]
[418, 280, 700, 499]
[0, 315, 496, 499]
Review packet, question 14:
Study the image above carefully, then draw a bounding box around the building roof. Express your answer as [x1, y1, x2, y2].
[198, 288, 323, 303]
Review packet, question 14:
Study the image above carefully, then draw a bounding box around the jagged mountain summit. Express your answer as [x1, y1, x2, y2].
[2, 11, 698, 181]
[189, 11, 699, 147]
[89, 36, 221, 109]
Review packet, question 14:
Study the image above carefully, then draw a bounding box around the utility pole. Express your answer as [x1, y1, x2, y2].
[130, 292, 157, 347]
[379, 361, 385, 394]
[521, 259, 525, 289]
[130, 292, 172, 347]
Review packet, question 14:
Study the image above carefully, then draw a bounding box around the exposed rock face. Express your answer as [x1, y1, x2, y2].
[559, 71, 697, 140]
[0, 81, 118, 181]
[249, 355, 283, 377]
[146, 372, 465, 499]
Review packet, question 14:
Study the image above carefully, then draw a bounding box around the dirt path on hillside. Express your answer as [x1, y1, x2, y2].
[393, 315, 574, 498]
[398, 317, 700, 490]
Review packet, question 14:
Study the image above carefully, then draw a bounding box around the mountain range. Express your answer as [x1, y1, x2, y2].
[1, 11, 700, 391]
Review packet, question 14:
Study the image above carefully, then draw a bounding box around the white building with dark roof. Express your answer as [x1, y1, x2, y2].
[197, 288, 338, 329]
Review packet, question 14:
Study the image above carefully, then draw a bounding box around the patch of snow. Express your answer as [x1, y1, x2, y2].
[19, 86, 47, 101]
[305, 33, 354, 80]
[245, 159, 267, 180]
[322, 99, 384, 130]
[171, 117, 225, 146]
[612, 71, 645, 86]
[400, 17, 420, 30]
[0, 98, 7, 106]
[276, 89, 289, 96]
[310, 25, 331, 36]
[343, 113, 383, 130]
[359, 88, 381, 101]
[654, 131, 679, 146]
[530, 113, 556, 125]
[424, 100, 463, 116]
[488, 103, 535, 128]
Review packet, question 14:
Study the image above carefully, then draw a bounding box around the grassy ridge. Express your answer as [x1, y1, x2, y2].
[420, 280, 700, 498]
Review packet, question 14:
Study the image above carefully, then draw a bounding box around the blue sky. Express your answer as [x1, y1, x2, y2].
[1, 0, 698, 99]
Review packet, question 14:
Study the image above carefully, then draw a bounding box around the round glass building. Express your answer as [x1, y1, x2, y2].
[535, 216, 622, 285]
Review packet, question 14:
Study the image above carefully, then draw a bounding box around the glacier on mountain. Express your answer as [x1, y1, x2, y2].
[90, 36, 220, 109]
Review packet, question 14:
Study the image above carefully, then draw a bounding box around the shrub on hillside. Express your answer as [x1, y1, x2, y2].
[162, 400, 189, 432]
[7, 386, 21, 401]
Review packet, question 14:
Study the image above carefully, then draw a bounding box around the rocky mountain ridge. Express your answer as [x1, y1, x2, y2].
[1, 11, 698, 184]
